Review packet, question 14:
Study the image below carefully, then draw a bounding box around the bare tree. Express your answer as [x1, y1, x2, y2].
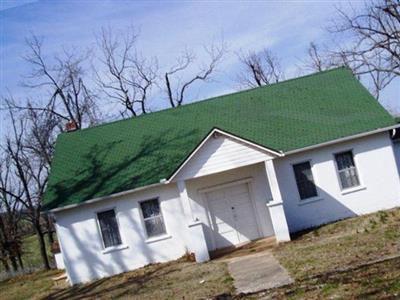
[304, 42, 332, 72]
[0, 33, 104, 273]
[332, 0, 399, 75]
[317, 0, 400, 98]
[0, 154, 24, 272]
[96, 27, 158, 118]
[5, 34, 100, 130]
[97, 28, 225, 110]
[25, 103, 58, 166]
[303, 42, 352, 72]
[165, 43, 225, 107]
[303, 40, 394, 99]
[236, 48, 284, 88]
[0, 106, 53, 270]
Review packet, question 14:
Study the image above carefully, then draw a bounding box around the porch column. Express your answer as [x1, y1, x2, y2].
[177, 180, 210, 262]
[177, 180, 195, 222]
[264, 160, 291, 242]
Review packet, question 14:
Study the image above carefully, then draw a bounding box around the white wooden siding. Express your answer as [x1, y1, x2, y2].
[175, 136, 274, 181]
[393, 140, 400, 174]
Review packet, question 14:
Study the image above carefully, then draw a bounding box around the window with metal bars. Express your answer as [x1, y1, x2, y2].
[335, 151, 360, 190]
[140, 199, 166, 238]
[293, 161, 318, 200]
[97, 209, 122, 248]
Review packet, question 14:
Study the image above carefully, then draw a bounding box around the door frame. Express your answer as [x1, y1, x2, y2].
[199, 177, 263, 250]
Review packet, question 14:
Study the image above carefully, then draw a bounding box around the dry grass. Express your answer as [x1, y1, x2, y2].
[1, 208, 399, 300]
[273, 208, 400, 279]
[249, 256, 400, 300]
[245, 208, 400, 299]
[0, 269, 63, 300]
[0, 257, 233, 300]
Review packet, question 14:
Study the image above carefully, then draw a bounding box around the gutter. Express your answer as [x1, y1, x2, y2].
[48, 182, 165, 213]
[284, 124, 400, 156]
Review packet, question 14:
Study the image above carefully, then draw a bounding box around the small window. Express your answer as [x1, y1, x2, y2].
[293, 161, 318, 200]
[97, 209, 122, 248]
[335, 151, 360, 189]
[140, 199, 166, 238]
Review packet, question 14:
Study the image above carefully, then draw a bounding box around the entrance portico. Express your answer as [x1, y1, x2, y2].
[168, 129, 291, 262]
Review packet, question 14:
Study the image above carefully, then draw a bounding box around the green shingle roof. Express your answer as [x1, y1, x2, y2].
[43, 67, 396, 210]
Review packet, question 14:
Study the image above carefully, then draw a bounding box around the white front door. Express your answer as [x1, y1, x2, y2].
[206, 182, 260, 249]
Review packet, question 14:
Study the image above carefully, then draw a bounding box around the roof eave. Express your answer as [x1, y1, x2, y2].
[284, 124, 399, 156]
[46, 182, 165, 213]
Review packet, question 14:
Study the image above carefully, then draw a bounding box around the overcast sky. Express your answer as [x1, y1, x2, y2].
[1, 0, 399, 122]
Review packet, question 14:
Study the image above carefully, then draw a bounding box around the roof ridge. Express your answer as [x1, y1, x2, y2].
[63, 66, 349, 136]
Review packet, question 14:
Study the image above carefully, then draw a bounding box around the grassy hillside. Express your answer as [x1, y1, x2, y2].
[274, 209, 400, 279]
[0, 208, 399, 300]
[21, 234, 54, 269]
[248, 208, 400, 299]
[0, 259, 233, 300]
[0, 234, 54, 274]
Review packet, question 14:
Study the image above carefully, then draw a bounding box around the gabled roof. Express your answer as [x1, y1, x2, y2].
[43, 67, 397, 210]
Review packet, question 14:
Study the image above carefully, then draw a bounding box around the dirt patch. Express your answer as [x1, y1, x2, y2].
[211, 237, 276, 261]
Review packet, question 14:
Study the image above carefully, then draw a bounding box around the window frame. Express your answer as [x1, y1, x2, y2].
[333, 149, 362, 192]
[138, 198, 167, 239]
[95, 207, 123, 250]
[291, 159, 319, 201]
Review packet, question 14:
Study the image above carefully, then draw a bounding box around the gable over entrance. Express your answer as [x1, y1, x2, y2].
[171, 129, 279, 181]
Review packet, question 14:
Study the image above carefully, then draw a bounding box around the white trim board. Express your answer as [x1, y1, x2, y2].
[284, 125, 399, 156]
[48, 182, 164, 213]
[198, 177, 253, 194]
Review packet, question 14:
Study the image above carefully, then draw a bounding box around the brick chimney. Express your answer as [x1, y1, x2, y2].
[65, 120, 78, 132]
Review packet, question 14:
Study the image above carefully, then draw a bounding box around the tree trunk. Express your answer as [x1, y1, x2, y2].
[48, 232, 54, 245]
[0, 248, 10, 272]
[10, 255, 18, 272]
[45, 215, 54, 245]
[1, 259, 10, 272]
[34, 221, 50, 270]
[17, 251, 24, 270]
